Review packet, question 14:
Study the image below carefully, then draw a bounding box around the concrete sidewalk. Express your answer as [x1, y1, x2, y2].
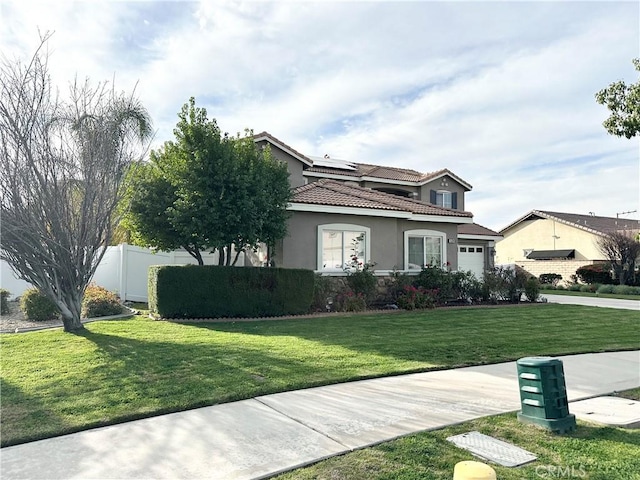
[542, 293, 640, 310]
[2, 351, 639, 480]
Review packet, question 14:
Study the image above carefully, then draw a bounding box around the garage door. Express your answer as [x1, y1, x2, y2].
[458, 245, 485, 278]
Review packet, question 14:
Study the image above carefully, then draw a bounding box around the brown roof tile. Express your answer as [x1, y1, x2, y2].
[291, 179, 473, 217]
[458, 223, 502, 236]
[501, 210, 640, 235]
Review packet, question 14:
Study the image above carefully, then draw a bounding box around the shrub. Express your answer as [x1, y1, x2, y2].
[483, 266, 528, 303]
[387, 271, 415, 303]
[596, 284, 615, 294]
[555, 285, 566, 290]
[415, 266, 453, 304]
[451, 270, 483, 303]
[19, 288, 59, 321]
[568, 284, 581, 292]
[312, 274, 334, 312]
[610, 285, 640, 295]
[539, 273, 562, 286]
[396, 285, 437, 310]
[579, 284, 599, 293]
[575, 264, 614, 285]
[346, 267, 377, 305]
[337, 291, 367, 312]
[149, 265, 314, 318]
[0, 289, 10, 315]
[524, 277, 540, 302]
[81, 285, 124, 318]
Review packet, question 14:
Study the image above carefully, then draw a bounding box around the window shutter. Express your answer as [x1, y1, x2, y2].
[451, 192, 458, 209]
[430, 189, 436, 204]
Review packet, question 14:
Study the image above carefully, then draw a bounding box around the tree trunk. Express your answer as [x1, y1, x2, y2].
[218, 247, 226, 266]
[56, 292, 85, 332]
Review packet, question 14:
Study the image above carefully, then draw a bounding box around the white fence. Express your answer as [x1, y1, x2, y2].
[1, 244, 245, 302]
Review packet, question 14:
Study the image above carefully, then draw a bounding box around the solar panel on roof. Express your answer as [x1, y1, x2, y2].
[309, 155, 357, 171]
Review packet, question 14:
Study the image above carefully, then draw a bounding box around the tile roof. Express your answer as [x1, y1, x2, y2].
[291, 179, 473, 218]
[253, 131, 314, 166]
[252, 132, 472, 189]
[305, 163, 472, 189]
[458, 223, 502, 237]
[500, 210, 640, 236]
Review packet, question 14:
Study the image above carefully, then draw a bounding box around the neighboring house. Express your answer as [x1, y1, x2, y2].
[496, 210, 640, 282]
[253, 132, 501, 277]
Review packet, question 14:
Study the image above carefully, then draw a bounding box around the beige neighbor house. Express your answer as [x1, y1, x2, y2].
[252, 132, 502, 278]
[495, 210, 640, 283]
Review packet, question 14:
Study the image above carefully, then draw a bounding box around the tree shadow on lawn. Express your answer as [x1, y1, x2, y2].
[5, 325, 382, 446]
[0, 377, 72, 447]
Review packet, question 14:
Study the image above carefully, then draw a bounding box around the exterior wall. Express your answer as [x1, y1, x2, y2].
[277, 211, 460, 272]
[419, 176, 466, 210]
[515, 260, 603, 285]
[495, 218, 604, 264]
[255, 139, 306, 188]
[360, 180, 418, 198]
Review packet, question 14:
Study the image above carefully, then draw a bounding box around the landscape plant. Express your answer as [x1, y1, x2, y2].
[123, 98, 291, 266]
[539, 273, 562, 286]
[524, 277, 541, 302]
[19, 288, 60, 321]
[81, 285, 124, 318]
[0, 34, 152, 332]
[0, 289, 9, 314]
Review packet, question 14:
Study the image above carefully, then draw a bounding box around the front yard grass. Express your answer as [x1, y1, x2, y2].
[1, 304, 639, 447]
[275, 389, 640, 480]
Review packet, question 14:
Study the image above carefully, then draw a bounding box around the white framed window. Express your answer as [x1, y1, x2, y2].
[317, 224, 370, 272]
[404, 229, 447, 270]
[436, 190, 452, 208]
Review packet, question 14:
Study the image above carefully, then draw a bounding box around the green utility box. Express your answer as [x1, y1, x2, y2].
[516, 357, 576, 433]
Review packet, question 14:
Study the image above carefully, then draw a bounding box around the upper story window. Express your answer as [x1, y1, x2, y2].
[317, 224, 370, 272]
[430, 189, 458, 209]
[404, 229, 447, 270]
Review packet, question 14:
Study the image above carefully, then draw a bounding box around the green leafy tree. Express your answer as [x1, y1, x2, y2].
[123, 98, 291, 265]
[0, 34, 152, 332]
[595, 58, 640, 139]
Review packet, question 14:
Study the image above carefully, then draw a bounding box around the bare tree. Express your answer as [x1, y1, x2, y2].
[0, 34, 152, 332]
[596, 231, 640, 286]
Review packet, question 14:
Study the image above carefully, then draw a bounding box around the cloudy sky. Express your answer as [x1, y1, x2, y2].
[2, 0, 638, 231]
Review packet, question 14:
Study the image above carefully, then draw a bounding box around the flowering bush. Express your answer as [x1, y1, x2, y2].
[396, 285, 437, 310]
[337, 291, 367, 312]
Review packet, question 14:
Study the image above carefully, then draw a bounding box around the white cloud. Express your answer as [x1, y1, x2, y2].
[1, 0, 638, 231]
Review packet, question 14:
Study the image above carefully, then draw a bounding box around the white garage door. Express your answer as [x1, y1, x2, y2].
[458, 245, 485, 278]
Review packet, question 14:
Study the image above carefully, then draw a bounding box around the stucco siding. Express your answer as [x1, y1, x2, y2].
[419, 178, 466, 211]
[496, 218, 605, 264]
[279, 211, 460, 272]
[255, 139, 306, 188]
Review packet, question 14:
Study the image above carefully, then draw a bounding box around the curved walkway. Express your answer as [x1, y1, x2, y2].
[2, 350, 639, 480]
[542, 293, 640, 311]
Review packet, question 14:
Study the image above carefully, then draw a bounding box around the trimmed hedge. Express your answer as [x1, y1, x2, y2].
[149, 265, 315, 318]
[575, 263, 614, 285]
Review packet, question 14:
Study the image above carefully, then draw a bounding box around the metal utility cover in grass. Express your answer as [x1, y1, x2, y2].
[447, 431, 537, 467]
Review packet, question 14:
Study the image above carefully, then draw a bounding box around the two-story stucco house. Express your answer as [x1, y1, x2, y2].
[253, 132, 501, 277]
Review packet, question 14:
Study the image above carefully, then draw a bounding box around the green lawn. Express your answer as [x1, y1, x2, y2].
[1, 304, 639, 447]
[275, 390, 640, 480]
